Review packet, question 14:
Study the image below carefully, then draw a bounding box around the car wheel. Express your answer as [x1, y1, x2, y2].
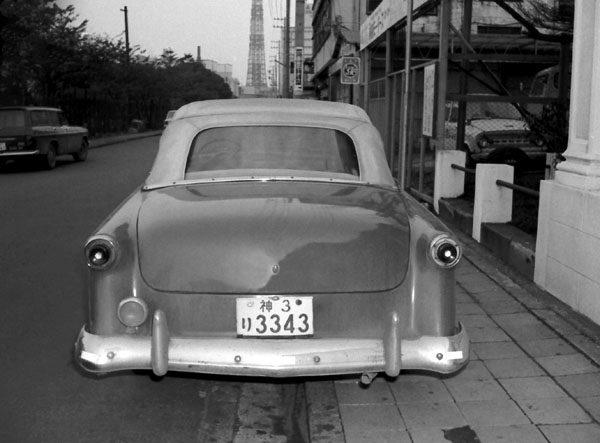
[42, 146, 57, 170]
[73, 139, 89, 162]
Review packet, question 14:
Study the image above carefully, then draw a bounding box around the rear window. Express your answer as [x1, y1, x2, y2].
[31, 110, 59, 126]
[0, 110, 26, 128]
[185, 126, 360, 179]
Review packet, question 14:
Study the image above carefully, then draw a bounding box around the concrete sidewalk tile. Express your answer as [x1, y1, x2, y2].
[456, 291, 473, 303]
[540, 424, 600, 443]
[492, 312, 540, 326]
[479, 299, 527, 315]
[344, 428, 412, 443]
[516, 397, 592, 424]
[334, 378, 394, 405]
[408, 427, 480, 443]
[499, 376, 567, 399]
[458, 399, 530, 426]
[501, 323, 559, 341]
[445, 360, 493, 382]
[484, 357, 545, 378]
[460, 314, 498, 329]
[458, 277, 500, 294]
[397, 401, 466, 429]
[406, 428, 449, 443]
[338, 403, 404, 434]
[388, 377, 453, 403]
[519, 337, 578, 358]
[445, 379, 509, 402]
[531, 309, 582, 336]
[535, 354, 600, 376]
[456, 302, 487, 316]
[577, 396, 600, 422]
[468, 288, 515, 303]
[468, 325, 512, 343]
[471, 341, 527, 360]
[568, 335, 600, 366]
[555, 373, 600, 397]
[473, 424, 547, 443]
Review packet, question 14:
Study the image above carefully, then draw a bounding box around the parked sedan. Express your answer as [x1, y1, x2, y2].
[444, 98, 546, 169]
[0, 106, 89, 169]
[75, 99, 468, 381]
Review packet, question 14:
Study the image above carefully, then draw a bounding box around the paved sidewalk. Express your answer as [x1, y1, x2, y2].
[308, 231, 600, 443]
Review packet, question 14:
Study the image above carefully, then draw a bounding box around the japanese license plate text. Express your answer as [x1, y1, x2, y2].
[236, 296, 313, 337]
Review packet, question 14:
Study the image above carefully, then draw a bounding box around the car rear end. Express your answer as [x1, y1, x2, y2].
[76, 181, 468, 379]
[0, 108, 37, 161]
[75, 99, 468, 380]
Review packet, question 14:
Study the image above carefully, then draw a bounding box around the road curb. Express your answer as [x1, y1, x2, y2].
[90, 130, 162, 149]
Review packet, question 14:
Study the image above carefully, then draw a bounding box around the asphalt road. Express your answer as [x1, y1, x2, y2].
[0, 137, 309, 443]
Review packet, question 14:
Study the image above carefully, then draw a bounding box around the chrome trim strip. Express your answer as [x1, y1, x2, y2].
[0, 150, 40, 157]
[142, 176, 397, 192]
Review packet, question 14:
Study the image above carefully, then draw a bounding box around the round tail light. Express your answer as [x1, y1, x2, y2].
[85, 236, 119, 269]
[430, 235, 462, 268]
[118, 297, 149, 328]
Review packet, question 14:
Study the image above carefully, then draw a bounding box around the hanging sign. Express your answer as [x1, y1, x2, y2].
[341, 56, 360, 85]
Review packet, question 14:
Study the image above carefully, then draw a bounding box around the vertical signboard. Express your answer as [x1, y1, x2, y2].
[294, 47, 304, 94]
[341, 56, 360, 85]
[422, 63, 436, 137]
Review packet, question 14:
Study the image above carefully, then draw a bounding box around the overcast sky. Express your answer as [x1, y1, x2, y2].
[56, 0, 290, 83]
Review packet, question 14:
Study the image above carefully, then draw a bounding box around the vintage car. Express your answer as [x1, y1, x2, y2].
[163, 110, 176, 128]
[75, 99, 469, 382]
[0, 106, 89, 169]
[444, 98, 546, 169]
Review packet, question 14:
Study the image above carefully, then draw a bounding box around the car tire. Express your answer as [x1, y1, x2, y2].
[73, 139, 89, 162]
[42, 146, 57, 170]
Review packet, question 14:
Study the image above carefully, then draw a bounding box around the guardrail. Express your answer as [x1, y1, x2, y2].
[434, 150, 540, 242]
[495, 179, 540, 198]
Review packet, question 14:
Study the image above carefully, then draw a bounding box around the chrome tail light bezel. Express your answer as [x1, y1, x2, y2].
[84, 235, 119, 270]
[429, 234, 462, 268]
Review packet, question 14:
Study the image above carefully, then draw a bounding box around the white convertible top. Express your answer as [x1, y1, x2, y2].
[145, 98, 395, 189]
[172, 98, 371, 122]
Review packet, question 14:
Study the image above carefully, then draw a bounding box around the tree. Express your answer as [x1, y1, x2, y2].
[0, 0, 233, 132]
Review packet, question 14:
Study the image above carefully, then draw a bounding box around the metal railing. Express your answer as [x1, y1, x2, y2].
[451, 163, 540, 198]
[495, 179, 540, 198]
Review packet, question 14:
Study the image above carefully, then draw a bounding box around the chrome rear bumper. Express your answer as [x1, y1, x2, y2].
[75, 310, 469, 378]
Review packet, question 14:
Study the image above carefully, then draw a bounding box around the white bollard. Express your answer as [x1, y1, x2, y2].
[472, 163, 514, 242]
[433, 150, 466, 214]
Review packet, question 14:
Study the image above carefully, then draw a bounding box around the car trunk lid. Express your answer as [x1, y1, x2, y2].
[137, 182, 409, 293]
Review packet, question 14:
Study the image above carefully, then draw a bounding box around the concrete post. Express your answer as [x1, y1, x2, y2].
[472, 164, 513, 242]
[535, 0, 600, 325]
[433, 150, 466, 214]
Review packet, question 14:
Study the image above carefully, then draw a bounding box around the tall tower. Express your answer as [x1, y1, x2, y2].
[245, 0, 267, 88]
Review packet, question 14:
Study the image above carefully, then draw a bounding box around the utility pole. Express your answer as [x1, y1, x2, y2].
[121, 6, 130, 64]
[283, 0, 290, 98]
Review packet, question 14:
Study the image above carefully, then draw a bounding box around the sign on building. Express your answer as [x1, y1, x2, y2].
[341, 56, 360, 85]
[422, 63, 436, 137]
[294, 47, 304, 94]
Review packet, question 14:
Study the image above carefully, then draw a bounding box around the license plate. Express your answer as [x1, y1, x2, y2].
[0, 142, 5, 152]
[236, 296, 313, 337]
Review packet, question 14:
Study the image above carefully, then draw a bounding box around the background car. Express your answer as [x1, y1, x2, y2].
[0, 106, 89, 169]
[444, 98, 546, 170]
[75, 99, 468, 382]
[163, 110, 176, 128]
